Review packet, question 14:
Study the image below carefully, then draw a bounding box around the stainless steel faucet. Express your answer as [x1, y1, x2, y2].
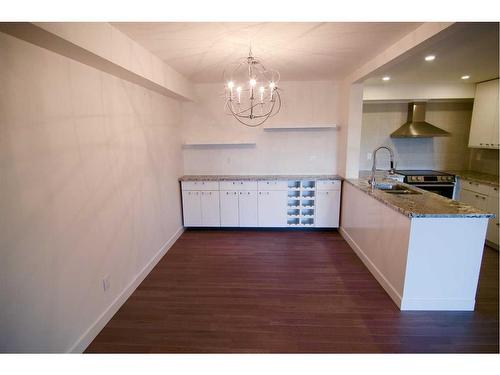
[369, 146, 395, 188]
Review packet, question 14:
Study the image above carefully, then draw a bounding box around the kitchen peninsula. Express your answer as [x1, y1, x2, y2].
[340, 174, 493, 311]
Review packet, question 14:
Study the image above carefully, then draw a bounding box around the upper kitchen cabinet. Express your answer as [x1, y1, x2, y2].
[468, 79, 499, 149]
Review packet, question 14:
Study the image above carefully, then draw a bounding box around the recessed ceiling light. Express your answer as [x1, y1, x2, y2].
[382, 76, 391, 81]
[461, 75, 470, 80]
[425, 55, 436, 61]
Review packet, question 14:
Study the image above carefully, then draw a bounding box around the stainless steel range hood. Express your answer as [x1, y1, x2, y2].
[390, 102, 451, 138]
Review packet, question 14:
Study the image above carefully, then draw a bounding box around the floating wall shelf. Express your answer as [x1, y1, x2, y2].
[263, 124, 338, 131]
[182, 141, 256, 148]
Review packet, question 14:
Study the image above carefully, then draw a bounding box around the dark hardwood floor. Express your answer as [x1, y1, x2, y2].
[85, 229, 499, 353]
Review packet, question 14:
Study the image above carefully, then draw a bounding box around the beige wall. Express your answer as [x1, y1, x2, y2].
[0, 32, 184, 352]
[181, 81, 340, 175]
[359, 101, 473, 171]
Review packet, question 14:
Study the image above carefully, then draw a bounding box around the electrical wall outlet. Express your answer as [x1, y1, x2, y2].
[367, 152, 372, 160]
[102, 276, 110, 292]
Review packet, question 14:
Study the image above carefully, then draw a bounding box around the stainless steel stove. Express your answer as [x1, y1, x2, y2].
[392, 170, 456, 198]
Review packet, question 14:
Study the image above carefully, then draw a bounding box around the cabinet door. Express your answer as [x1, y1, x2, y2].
[182, 191, 202, 226]
[469, 79, 499, 148]
[315, 190, 340, 228]
[486, 195, 499, 245]
[239, 191, 258, 227]
[220, 191, 239, 227]
[257, 190, 287, 227]
[200, 191, 220, 227]
[460, 189, 488, 210]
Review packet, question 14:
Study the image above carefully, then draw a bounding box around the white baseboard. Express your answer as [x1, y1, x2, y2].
[400, 297, 475, 311]
[67, 226, 185, 353]
[339, 226, 403, 308]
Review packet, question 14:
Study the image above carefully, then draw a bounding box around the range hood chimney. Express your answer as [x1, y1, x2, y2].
[390, 102, 451, 138]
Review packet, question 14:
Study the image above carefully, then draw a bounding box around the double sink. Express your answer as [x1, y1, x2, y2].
[374, 182, 422, 195]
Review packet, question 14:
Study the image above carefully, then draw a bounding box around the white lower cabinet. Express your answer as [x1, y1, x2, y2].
[459, 179, 499, 246]
[238, 191, 258, 227]
[315, 190, 340, 227]
[200, 191, 220, 227]
[182, 191, 202, 226]
[220, 191, 239, 227]
[181, 190, 220, 227]
[182, 179, 341, 229]
[258, 190, 287, 227]
[486, 194, 499, 245]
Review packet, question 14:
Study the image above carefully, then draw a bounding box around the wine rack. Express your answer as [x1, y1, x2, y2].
[286, 180, 316, 227]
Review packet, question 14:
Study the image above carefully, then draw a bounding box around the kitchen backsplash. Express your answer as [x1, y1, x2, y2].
[359, 101, 474, 171]
[468, 148, 499, 176]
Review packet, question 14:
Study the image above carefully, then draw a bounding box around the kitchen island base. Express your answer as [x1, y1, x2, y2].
[340, 181, 489, 311]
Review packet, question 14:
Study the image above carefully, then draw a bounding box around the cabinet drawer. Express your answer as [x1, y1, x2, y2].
[316, 179, 341, 191]
[181, 181, 219, 191]
[488, 185, 499, 198]
[461, 179, 491, 196]
[257, 180, 288, 190]
[220, 180, 258, 191]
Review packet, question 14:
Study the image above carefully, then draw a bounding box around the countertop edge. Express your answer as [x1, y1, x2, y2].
[344, 179, 494, 219]
[451, 171, 499, 188]
[179, 174, 344, 182]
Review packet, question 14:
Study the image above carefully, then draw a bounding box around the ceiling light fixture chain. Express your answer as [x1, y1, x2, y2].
[223, 48, 282, 127]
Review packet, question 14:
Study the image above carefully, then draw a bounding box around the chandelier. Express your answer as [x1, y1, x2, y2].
[223, 49, 281, 127]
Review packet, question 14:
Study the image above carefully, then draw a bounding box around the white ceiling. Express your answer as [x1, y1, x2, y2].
[112, 22, 422, 83]
[364, 22, 499, 85]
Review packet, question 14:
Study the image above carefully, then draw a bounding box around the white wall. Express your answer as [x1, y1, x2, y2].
[0, 32, 184, 352]
[359, 101, 473, 171]
[181, 81, 340, 175]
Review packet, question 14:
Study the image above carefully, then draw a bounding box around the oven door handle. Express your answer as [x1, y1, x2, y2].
[411, 184, 455, 187]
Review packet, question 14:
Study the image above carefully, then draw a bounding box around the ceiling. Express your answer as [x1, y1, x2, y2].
[364, 22, 499, 85]
[113, 22, 422, 83]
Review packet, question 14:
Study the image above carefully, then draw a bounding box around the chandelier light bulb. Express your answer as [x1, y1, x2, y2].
[259, 86, 265, 103]
[226, 81, 235, 100]
[249, 78, 257, 87]
[236, 86, 242, 103]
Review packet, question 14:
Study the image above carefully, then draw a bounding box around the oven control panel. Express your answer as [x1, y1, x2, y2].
[406, 175, 455, 183]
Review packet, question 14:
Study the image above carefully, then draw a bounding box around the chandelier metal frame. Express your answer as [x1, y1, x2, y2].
[223, 49, 282, 127]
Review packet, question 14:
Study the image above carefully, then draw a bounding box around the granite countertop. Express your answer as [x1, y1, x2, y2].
[179, 174, 343, 181]
[448, 170, 499, 188]
[348, 172, 494, 218]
